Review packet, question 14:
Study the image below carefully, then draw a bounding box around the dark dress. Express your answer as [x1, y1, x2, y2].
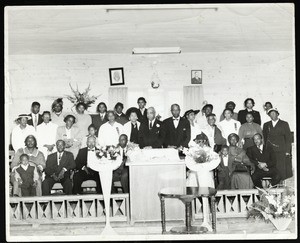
[237, 109, 261, 125]
[262, 119, 292, 180]
[137, 108, 147, 124]
[115, 113, 128, 125]
[91, 113, 108, 136]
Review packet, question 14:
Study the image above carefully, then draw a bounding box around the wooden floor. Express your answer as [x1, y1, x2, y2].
[9, 218, 296, 240]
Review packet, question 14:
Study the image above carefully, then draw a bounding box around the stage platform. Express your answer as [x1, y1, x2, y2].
[9, 218, 296, 240]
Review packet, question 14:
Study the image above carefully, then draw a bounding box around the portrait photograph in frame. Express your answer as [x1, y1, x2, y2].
[191, 70, 202, 84]
[109, 67, 125, 86]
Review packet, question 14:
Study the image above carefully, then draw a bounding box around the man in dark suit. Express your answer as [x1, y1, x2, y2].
[136, 97, 148, 123]
[246, 133, 281, 188]
[114, 102, 128, 125]
[27, 101, 43, 130]
[262, 108, 292, 180]
[237, 98, 261, 125]
[112, 134, 129, 193]
[161, 104, 191, 150]
[72, 136, 102, 194]
[42, 140, 76, 195]
[138, 107, 163, 148]
[91, 102, 108, 136]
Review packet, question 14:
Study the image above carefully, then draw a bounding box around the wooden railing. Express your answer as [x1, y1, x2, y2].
[9, 194, 130, 225]
[193, 188, 284, 219]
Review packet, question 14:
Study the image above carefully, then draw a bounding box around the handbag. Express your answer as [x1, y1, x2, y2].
[232, 161, 249, 173]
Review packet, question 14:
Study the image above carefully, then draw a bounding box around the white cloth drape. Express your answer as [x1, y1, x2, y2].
[183, 86, 204, 112]
[108, 87, 128, 110]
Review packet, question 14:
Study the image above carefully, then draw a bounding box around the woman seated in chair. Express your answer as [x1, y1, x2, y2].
[11, 135, 46, 197]
[227, 133, 255, 189]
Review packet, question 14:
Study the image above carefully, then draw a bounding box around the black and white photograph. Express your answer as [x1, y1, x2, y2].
[191, 70, 202, 84]
[4, 3, 296, 242]
[109, 67, 125, 86]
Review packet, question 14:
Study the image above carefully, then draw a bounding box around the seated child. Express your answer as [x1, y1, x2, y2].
[216, 145, 231, 190]
[81, 124, 99, 148]
[14, 154, 39, 197]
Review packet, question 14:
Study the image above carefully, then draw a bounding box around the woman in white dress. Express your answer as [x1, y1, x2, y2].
[36, 111, 58, 158]
[218, 108, 241, 145]
[185, 133, 220, 231]
[184, 109, 203, 147]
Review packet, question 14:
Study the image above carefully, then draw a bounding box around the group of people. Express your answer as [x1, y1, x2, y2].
[10, 96, 293, 197]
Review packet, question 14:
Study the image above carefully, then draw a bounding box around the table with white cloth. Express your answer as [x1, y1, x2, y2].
[126, 148, 186, 224]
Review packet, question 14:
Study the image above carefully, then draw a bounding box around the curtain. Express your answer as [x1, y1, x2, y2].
[183, 86, 203, 111]
[108, 87, 128, 110]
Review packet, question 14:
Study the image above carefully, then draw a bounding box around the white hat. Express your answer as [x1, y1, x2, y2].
[267, 108, 279, 115]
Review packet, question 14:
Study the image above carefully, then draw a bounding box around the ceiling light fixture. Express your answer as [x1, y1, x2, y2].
[132, 47, 181, 55]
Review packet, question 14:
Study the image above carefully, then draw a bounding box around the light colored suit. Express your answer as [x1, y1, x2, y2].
[56, 126, 82, 158]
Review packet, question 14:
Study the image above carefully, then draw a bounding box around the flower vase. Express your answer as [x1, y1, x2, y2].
[269, 217, 292, 233]
[88, 155, 122, 235]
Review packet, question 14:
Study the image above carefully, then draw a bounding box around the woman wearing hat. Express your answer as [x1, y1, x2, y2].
[11, 114, 36, 151]
[227, 133, 255, 189]
[56, 114, 82, 158]
[185, 132, 220, 231]
[184, 109, 202, 147]
[51, 98, 67, 127]
[73, 102, 92, 138]
[10, 135, 46, 196]
[262, 108, 292, 181]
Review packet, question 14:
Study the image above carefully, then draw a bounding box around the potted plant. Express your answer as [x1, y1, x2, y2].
[247, 186, 295, 233]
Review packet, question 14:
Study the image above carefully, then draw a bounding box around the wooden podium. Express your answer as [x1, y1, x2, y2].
[127, 149, 186, 224]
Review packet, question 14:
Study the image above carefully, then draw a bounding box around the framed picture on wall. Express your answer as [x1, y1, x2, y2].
[191, 70, 202, 84]
[109, 67, 125, 86]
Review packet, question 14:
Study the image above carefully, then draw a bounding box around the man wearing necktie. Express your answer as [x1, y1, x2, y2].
[42, 140, 76, 195]
[72, 136, 102, 194]
[138, 107, 163, 149]
[27, 101, 43, 130]
[112, 134, 129, 193]
[161, 104, 191, 153]
[246, 133, 281, 188]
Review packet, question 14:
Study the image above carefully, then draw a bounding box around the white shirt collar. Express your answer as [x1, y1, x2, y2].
[172, 116, 180, 120]
[20, 164, 29, 170]
[149, 118, 156, 124]
[272, 119, 279, 126]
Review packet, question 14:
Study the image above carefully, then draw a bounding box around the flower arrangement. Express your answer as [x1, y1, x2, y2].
[66, 83, 101, 108]
[183, 146, 211, 164]
[95, 146, 120, 161]
[247, 186, 295, 221]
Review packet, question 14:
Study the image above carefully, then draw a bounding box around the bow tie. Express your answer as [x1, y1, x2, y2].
[223, 155, 228, 158]
[88, 148, 95, 152]
[173, 118, 179, 121]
